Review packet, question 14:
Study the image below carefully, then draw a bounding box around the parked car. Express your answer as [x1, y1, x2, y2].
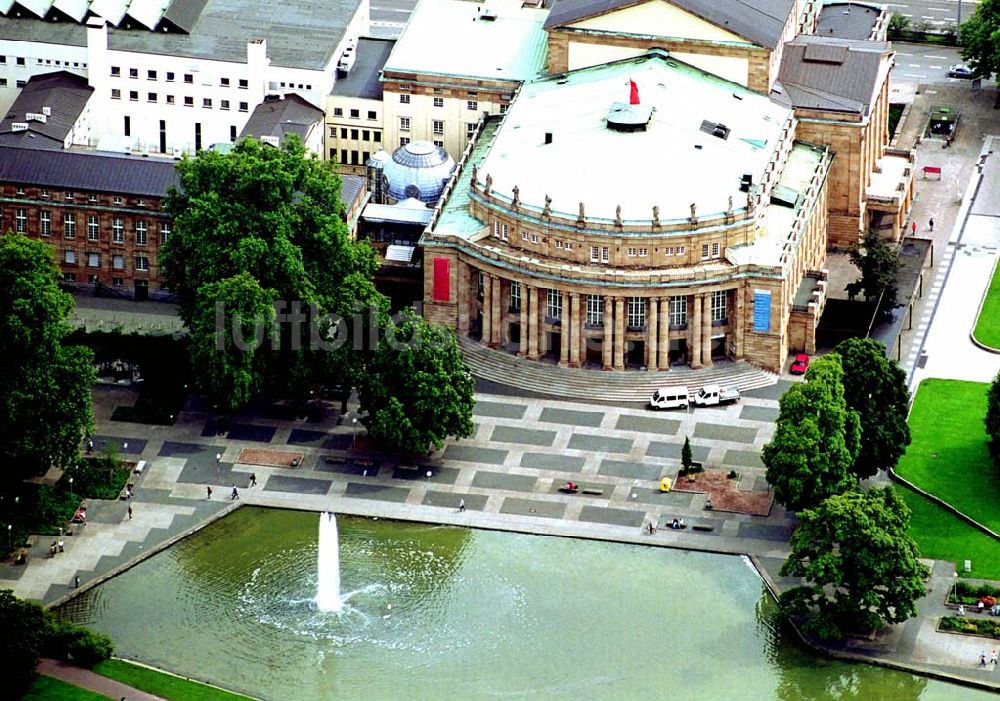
[790, 353, 810, 375]
[649, 386, 690, 410]
[948, 64, 974, 79]
[692, 384, 740, 407]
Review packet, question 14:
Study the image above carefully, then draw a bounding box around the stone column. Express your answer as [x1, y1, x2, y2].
[734, 287, 745, 358]
[490, 274, 501, 348]
[602, 295, 613, 370]
[646, 297, 658, 371]
[569, 293, 581, 367]
[457, 261, 471, 335]
[613, 297, 625, 370]
[690, 294, 703, 369]
[657, 296, 670, 370]
[527, 285, 540, 360]
[701, 292, 713, 368]
[481, 273, 492, 346]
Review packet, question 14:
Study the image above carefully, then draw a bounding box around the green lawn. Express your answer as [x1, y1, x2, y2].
[973, 261, 1000, 349]
[93, 659, 254, 701]
[895, 378, 1000, 532]
[20, 676, 108, 701]
[897, 486, 1000, 580]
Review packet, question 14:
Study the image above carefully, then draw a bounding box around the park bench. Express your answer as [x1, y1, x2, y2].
[581, 488, 603, 496]
[922, 166, 942, 180]
[692, 524, 714, 533]
[325, 456, 346, 465]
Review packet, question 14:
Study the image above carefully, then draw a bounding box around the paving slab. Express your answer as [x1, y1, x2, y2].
[474, 400, 528, 419]
[742, 380, 793, 401]
[578, 505, 645, 528]
[286, 428, 327, 446]
[739, 405, 779, 422]
[422, 491, 489, 511]
[343, 483, 411, 503]
[442, 444, 508, 465]
[499, 497, 566, 519]
[646, 441, 711, 462]
[723, 449, 765, 469]
[737, 522, 794, 541]
[224, 423, 277, 443]
[545, 480, 609, 496]
[391, 465, 460, 485]
[598, 459, 666, 482]
[567, 433, 633, 454]
[92, 435, 148, 456]
[694, 422, 757, 444]
[159, 441, 213, 458]
[262, 475, 331, 496]
[614, 414, 681, 434]
[490, 425, 557, 446]
[471, 471, 538, 492]
[519, 452, 586, 472]
[314, 458, 375, 476]
[630, 486, 700, 507]
[539, 407, 605, 427]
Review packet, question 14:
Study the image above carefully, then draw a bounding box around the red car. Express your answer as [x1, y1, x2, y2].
[790, 353, 810, 375]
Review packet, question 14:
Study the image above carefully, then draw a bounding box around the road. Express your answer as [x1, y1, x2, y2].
[891, 41, 987, 84]
[886, 0, 979, 29]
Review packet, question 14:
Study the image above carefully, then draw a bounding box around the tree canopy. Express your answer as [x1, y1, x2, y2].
[986, 370, 1000, 453]
[960, 0, 1000, 104]
[849, 229, 900, 317]
[835, 338, 911, 479]
[0, 589, 46, 695]
[160, 136, 385, 407]
[762, 355, 861, 511]
[0, 233, 95, 479]
[359, 310, 475, 454]
[779, 487, 929, 640]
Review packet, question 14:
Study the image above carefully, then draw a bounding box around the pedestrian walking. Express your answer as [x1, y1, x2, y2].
[980, 651, 987, 666]
[959, 604, 966, 616]
[231, 485, 239, 500]
[458, 498, 465, 512]
[250, 472, 257, 487]
[911, 221, 916, 235]
[58, 539, 65, 553]
[86, 438, 94, 455]
[127, 505, 132, 520]
[207, 486, 213, 499]
[991, 650, 998, 665]
[929, 217, 935, 232]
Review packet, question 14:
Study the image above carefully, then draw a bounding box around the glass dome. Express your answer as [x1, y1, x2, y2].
[381, 141, 456, 204]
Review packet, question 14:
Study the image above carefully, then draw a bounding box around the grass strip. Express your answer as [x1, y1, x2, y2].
[93, 659, 255, 701]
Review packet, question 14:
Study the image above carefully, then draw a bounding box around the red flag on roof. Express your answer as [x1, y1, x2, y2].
[629, 79, 640, 105]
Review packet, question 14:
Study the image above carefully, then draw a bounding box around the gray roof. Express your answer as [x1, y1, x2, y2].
[332, 38, 395, 100]
[340, 174, 365, 210]
[0, 145, 179, 197]
[159, 0, 211, 33]
[816, 2, 882, 41]
[0, 0, 363, 69]
[240, 93, 323, 141]
[776, 36, 889, 115]
[0, 71, 93, 146]
[544, 0, 795, 49]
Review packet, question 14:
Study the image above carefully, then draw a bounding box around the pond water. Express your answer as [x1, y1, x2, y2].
[59, 508, 992, 700]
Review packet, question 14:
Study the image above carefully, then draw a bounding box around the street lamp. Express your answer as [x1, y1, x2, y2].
[352, 417, 358, 449]
[123, 442, 129, 468]
[216, 452, 222, 482]
[7, 524, 11, 549]
[68, 477, 74, 502]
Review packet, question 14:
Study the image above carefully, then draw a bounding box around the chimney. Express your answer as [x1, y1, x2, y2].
[544, 132, 553, 145]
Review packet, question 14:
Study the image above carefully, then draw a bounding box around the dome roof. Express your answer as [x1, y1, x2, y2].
[381, 141, 456, 204]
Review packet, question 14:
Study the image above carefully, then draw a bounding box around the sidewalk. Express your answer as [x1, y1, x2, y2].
[38, 658, 165, 701]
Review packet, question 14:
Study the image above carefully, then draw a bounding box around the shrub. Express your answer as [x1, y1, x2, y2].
[950, 581, 1000, 604]
[940, 615, 1000, 639]
[42, 614, 113, 667]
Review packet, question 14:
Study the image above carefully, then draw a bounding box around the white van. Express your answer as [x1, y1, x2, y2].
[649, 386, 690, 410]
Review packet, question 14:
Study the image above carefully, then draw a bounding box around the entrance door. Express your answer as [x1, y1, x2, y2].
[546, 331, 561, 360]
[711, 335, 727, 359]
[626, 340, 644, 368]
[508, 322, 522, 353]
[669, 338, 688, 365]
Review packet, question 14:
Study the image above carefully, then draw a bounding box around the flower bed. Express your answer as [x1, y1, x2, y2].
[939, 616, 1000, 639]
[670, 469, 772, 516]
[948, 581, 1000, 606]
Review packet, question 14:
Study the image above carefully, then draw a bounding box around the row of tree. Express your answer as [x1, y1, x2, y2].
[762, 338, 927, 639]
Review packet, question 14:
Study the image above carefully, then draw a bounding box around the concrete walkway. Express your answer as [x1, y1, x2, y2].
[38, 658, 165, 700]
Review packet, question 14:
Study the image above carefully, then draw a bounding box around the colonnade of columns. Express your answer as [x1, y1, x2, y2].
[476, 270, 741, 371]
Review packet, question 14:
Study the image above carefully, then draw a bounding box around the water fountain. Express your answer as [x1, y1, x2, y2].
[316, 511, 342, 612]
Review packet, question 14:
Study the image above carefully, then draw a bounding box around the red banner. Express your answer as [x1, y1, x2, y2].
[432, 258, 450, 301]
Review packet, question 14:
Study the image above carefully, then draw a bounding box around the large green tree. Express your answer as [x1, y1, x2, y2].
[762, 355, 861, 511]
[779, 487, 929, 640]
[986, 370, 1000, 453]
[835, 338, 911, 479]
[359, 310, 475, 454]
[0, 233, 95, 480]
[849, 229, 900, 317]
[0, 589, 46, 695]
[960, 0, 1000, 106]
[161, 136, 385, 407]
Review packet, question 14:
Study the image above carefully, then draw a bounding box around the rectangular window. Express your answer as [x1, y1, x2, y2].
[41, 190, 49, 199]
[467, 100, 478, 111]
[712, 242, 720, 257]
[400, 117, 410, 131]
[87, 216, 99, 241]
[351, 129, 359, 140]
[399, 94, 410, 104]
[586, 295, 604, 326]
[350, 109, 360, 119]
[129, 90, 138, 101]
[112, 255, 125, 270]
[627, 297, 645, 328]
[677, 246, 685, 255]
[111, 88, 121, 100]
[184, 74, 194, 84]
[220, 77, 230, 87]
[433, 120, 444, 135]
[166, 71, 175, 82]
[184, 96, 194, 107]
[546, 289, 563, 321]
[147, 69, 157, 80]
[203, 98, 212, 108]
[239, 102, 249, 112]
[88, 252, 100, 267]
[510, 281, 521, 312]
[434, 140, 444, 147]
[136, 221, 148, 245]
[590, 246, 599, 263]
[333, 107, 343, 117]
[340, 127, 348, 139]
[400, 137, 410, 147]
[135, 256, 150, 272]
[530, 233, 539, 243]
[166, 95, 175, 105]
[62, 273, 76, 282]
[160, 223, 171, 244]
[374, 132, 381, 143]
[477, 271, 484, 298]
[522, 232, 530, 242]
[129, 68, 138, 79]
[711, 290, 727, 322]
[367, 110, 376, 120]
[111, 66, 121, 77]
[113, 196, 122, 205]
[665, 246, 674, 256]
[639, 247, 648, 257]
[433, 97, 444, 107]
[112, 218, 124, 243]
[220, 99, 229, 110]
[627, 247, 637, 257]
[148, 92, 157, 102]
[64, 250, 76, 265]
[63, 214, 76, 239]
[602, 246, 610, 263]
[15, 208, 26, 233]
[112, 276, 124, 286]
[40, 211, 51, 236]
[340, 149, 348, 164]
[16, 57, 24, 65]
[669, 296, 687, 327]
[64, 192, 74, 201]
[466, 123, 477, 138]
[701, 244, 709, 260]
[362, 130, 369, 141]
[501, 223, 508, 241]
